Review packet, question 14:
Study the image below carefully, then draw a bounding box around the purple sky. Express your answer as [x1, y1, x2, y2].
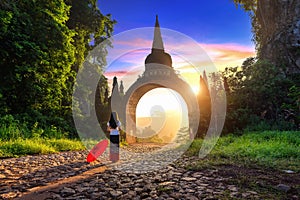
[98, 0, 254, 46]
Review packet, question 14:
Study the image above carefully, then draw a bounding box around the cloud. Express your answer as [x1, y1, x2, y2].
[102, 37, 256, 92]
[104, 68, 143, 93]
[109, 37, 255, 70]
[104, 69, 141, 79]
[200, 43, 255, 68]
[104, 70, 129, 78]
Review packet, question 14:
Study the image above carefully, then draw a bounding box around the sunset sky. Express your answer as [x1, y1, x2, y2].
[97, 0, 256, 119]
[98, 0, 256, 84]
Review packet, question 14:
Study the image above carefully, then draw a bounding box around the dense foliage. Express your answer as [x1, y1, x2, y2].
[222, 58, 299, 133]
[0, 0, 75, 118]
[223, 0, 300, 133]
[0, 0, 115, 138]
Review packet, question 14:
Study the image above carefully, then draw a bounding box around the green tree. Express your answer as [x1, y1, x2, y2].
[63, 0, 116, 131]
[65, 0, 115, 72]
[223, 58, 299, 132]
[0, 0, 115, 136]
[0, 0, 75, 119]
[197, 75, 211, 138]
[95, 74, 110, 131]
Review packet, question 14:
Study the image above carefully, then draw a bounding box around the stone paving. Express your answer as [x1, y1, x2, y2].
[0, 144, 298, 199]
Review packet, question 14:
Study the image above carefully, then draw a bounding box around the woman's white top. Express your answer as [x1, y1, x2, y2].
[107, 121, 121, 135]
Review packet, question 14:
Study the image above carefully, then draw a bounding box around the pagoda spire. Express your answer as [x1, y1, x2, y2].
[145, 15, 172, 67]
[152, 15, 164, 51]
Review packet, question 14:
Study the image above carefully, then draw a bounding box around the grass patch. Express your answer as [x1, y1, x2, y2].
[0, 138, 85, 158]
[0, 115, 69, 141]
[157, 185, 173, 193]
[47, 138, 85, 151]
[0, 114, 87, 158]
[187, 131, 300, 171]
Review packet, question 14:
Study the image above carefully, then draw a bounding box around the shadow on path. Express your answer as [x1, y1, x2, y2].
[16, 165, 107, 200]
[0, 151, 109, 199]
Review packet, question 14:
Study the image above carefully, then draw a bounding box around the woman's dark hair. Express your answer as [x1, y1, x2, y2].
[109, 112, 118, 129]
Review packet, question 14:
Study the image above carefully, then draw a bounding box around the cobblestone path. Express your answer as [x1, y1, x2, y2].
[0, 144, 299, 200]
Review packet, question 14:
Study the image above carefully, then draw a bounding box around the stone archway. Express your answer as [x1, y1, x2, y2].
[117, 64, 199, 143]
[110, 16, 199, 143]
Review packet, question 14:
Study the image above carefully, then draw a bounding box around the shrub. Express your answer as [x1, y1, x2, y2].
[0, 115, 30, 140]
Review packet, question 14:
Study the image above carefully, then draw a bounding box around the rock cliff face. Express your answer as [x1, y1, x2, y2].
[256, 0, 300, 73]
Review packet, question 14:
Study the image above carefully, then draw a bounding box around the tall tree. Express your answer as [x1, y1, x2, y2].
[0, 0, 115, 133]
[233, 0, 300, 74]
[0, 0, 75, 119]
[65, 0, 115, 72]
[197, 75, 211, 138]
[63, 0, 116, 128]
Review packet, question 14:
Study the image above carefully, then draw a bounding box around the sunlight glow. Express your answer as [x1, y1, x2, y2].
[135, 88, 189, 142]
[136, 88, 183, 118]
[191, 85, 199, 94]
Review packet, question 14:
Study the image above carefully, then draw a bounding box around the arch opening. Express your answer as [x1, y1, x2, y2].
[135, 88, 188, 143]
[121, 80, 199, 144]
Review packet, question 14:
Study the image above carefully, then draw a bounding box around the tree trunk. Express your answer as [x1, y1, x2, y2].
[256, 0, 300, 74]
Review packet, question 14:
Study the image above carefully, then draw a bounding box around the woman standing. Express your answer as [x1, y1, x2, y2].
[107, 112, 121, 162]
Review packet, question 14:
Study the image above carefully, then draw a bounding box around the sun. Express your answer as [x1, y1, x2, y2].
[191, 85, 200, 94]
